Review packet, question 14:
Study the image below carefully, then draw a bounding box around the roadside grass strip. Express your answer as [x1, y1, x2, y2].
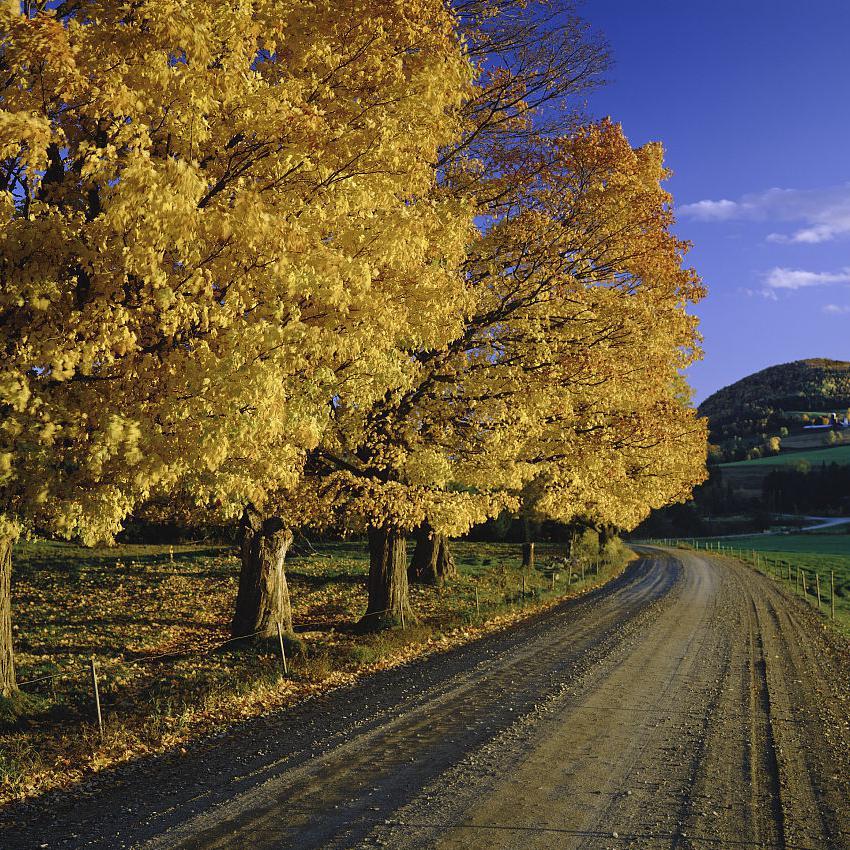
[0, 538, 631, 805]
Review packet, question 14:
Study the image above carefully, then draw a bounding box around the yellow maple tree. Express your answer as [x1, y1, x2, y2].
[0, 0, 471, 693]
[293, 8, 707, 625]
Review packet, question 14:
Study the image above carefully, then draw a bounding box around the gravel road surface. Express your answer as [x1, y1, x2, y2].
[6, 548, 850, 849]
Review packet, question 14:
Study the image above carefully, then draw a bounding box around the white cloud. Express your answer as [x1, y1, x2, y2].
[763, 266, 850, 291]
[789, 218, 850, 244]
[678, 199, 740, 220]
[823, 304, 850, 314]
[679, 184, 850, 244]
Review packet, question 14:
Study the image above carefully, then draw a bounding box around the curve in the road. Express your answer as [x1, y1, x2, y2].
[6, 549, 850, 850]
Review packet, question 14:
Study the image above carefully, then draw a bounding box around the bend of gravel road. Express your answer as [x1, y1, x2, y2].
[6, 549, 850, 850]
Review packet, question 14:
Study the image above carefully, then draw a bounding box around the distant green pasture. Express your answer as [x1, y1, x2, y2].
[721, 444, 850, 470]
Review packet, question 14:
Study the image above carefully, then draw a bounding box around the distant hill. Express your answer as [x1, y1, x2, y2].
[699, 359, 850, 459]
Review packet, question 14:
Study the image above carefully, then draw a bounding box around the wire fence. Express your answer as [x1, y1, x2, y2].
[13, 611, 388, 736]
[11, 589, 509, 739]
[646, 537, 841, 622]
[10, 547, 618, 739]
[16, 625, 273, 689]
[14, 601, 412, 688]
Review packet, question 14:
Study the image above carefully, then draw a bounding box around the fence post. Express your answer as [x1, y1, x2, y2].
[801, 570, 808, 601]
[276, 621, 289, 676]
[90, 656, 103, 737]
[831, 571, 836, 621]
[475, 584, 480, 617]
[816, 572, 822, 611]
[521, 573, 526, 604]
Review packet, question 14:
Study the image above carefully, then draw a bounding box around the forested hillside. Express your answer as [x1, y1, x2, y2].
[699, 359, 850, 458]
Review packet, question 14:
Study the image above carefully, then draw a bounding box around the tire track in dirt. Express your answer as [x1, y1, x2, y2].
[712, 559, 846, 849]
[149, 556, 681, 850]
[381, 550, 849, 850]
[388, 550, 732, 850]
[747, 600, 788, 847]
[3, 555, 676, 850]
[754, 590, 847, 846]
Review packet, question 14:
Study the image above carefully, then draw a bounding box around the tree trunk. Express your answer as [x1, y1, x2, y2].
[522, 541, 535, 569]
[408, 524, 457, 585]
[1, 534, 16, 697]
[362, 525, 413, 627]
[231, 506, 293, 639]
[598, 523, 616, 553]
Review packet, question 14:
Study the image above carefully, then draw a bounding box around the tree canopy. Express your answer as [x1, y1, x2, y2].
[0, 0, 473, 689]
[0, 0, 708, 685]
[0, 0, 471, 541]
[269, 4, 708, 622]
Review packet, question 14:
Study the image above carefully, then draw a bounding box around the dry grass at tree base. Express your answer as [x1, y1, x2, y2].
[0, 538, 631, 807]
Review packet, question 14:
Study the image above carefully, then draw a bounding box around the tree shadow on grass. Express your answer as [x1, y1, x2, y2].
[286, 569, 365, 589]
[14, 543, 231, 575]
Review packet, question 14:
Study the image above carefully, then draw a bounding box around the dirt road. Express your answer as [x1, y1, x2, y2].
[7, 549, 850, 849]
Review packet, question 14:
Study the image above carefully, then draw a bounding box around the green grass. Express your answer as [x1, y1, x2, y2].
[709, 533, 850, 557]
[721, 443, 850, 469]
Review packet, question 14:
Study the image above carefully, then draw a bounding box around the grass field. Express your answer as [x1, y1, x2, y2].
[718, 443, 850, 494]
[721, 443, 850, 470]
[777, 430, 850, 450]
[1, 536, 628, 804]
[670, 533, 850, 630]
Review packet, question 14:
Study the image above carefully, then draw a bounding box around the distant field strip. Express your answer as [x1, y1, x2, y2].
[721, 443, 850, 469]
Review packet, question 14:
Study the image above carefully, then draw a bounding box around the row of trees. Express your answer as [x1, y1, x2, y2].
[763, 462, 850, 514]
[0, 0, 707, 696]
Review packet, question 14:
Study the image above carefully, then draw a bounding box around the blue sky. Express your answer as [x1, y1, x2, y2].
[582, 0, 850, 402]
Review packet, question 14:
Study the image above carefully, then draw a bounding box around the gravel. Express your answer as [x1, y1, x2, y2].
[4, 548, 849, 850]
